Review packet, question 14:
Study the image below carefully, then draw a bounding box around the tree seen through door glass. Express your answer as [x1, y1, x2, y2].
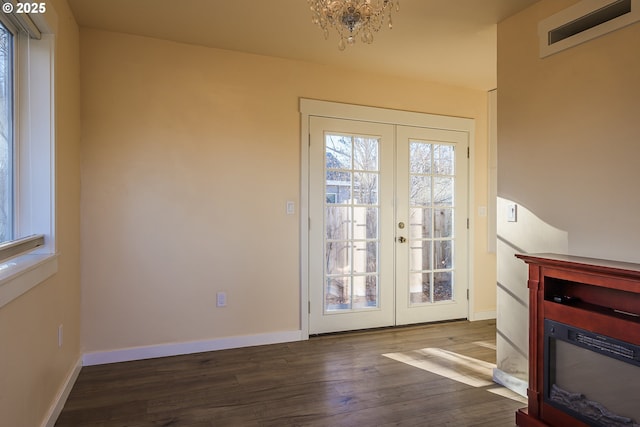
[324, 133, 380, 311]
[408, 141, 455, 304]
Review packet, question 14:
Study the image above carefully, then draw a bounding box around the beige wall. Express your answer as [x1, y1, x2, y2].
[0, 0, 81, 425]
[80, 28, 496, 354]
[496, 0, 640, 385]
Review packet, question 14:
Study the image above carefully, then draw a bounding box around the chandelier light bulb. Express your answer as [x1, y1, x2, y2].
[308, 0, 399, 49]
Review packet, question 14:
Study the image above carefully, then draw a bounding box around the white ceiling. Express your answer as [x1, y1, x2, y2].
[66, 0, 539, 91]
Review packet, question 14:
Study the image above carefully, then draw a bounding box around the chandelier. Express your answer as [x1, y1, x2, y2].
[308, 0, 399, 50]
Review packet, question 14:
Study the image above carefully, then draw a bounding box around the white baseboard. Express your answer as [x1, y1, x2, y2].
[493, 368, 528, 397]
[42, 356, 82, 427]
[470, 310, 497, 321]
[82, 329, 304, 366]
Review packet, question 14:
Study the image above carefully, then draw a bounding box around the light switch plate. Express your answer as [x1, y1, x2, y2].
[216, 291, 227, 307]
[507, 203, 518, 222]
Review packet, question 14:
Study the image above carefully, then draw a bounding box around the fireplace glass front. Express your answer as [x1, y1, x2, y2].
[544, 320, 640, 427]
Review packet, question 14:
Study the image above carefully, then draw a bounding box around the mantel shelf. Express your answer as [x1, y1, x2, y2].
[516, 253, 640, 281]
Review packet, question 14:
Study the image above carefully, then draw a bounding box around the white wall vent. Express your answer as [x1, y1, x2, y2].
[539, 0, 640, 57]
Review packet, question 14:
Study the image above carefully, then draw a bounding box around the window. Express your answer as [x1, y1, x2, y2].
[0, 5, 57, 308]
[0, 20, 14, 243]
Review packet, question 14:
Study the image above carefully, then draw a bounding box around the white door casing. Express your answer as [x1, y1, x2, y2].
[300, 99, 474, 337]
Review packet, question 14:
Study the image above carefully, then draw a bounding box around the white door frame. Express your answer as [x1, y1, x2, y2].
[299, 98, 476, 339]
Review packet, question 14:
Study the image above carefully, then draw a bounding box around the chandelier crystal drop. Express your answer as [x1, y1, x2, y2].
[308, 0, 399, 50]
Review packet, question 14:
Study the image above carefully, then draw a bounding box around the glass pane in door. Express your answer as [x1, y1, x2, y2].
[325, 133, 380, 312]
[408, 141, 455, 305]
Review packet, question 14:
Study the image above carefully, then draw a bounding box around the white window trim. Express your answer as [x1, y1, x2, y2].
[0, 253, 58, 307]
[0, 4, 57, 309]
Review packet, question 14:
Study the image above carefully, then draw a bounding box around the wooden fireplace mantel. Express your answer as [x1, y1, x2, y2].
[514, 253, 640, 427]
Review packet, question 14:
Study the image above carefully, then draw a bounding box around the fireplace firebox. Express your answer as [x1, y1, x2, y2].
[544, 319, 640, 426]
[514, 254, 640, 427]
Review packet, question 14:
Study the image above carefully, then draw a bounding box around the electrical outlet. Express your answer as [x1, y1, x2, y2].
[58, 324, 63, 348]
[216, 291, 227, 307]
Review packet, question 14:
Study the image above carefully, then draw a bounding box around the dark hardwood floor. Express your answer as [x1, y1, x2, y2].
[55, 320, 525, 426]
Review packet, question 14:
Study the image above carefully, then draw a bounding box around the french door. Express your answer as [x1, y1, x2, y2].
[395, 125, 469, 325]
[308, 115, 469, 334]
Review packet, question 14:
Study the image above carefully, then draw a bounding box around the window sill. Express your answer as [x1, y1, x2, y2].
[0, 253, 58, 308]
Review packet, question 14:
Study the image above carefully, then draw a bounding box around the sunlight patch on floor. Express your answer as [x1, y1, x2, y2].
[383, 347, 527, 403]
[472, 340, 496, 350]
[383, 348, 495, 387]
